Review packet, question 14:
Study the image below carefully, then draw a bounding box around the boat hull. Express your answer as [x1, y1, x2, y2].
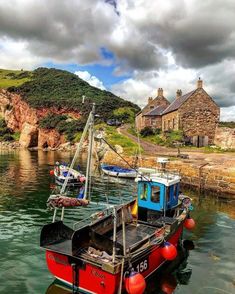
[45, 225, 183, 294]
[54, 165, 84, 187]
[101, 165, 137, 178]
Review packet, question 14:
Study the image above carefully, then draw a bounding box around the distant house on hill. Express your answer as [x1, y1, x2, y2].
[136, 79, 220, 146]
[135, 88, 170, 130]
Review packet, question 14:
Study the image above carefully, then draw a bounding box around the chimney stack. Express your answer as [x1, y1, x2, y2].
[197, 77, 203, 89]
[158, 88, 163, 97]
[148, 97, 153, 104]
[176, 89, 182, 99]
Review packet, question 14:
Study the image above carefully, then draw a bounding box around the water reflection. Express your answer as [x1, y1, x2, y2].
[0, 150, 234, 294]
[45, 246, 192, 294]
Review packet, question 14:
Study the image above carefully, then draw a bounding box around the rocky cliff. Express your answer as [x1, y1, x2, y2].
[0, 89, 78, 148]
[0, 67, 140, 149]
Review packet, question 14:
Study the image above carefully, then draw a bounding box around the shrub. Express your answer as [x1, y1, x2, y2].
[0, 119, 7, 128]
[39, 114, 67, 129]
[219, 121, 235, 128]
[2, 134, 14, 141]
[163, 130, 184, 147]
[56, 118, 86, 142]
[140, 126, 155, 137]
[113, 107, 136, 123]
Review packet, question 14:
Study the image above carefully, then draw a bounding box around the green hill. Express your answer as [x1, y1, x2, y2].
[7, 67, 139, 120]
[0, 69, 32, 88]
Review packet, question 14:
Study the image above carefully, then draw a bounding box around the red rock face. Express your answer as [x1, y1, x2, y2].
[0, 89, 79, 148]
[36, 107, 81, 120]
[38, 129, 66, 148]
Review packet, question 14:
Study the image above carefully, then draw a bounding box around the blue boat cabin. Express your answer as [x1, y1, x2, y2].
[137, 175, 180, 221]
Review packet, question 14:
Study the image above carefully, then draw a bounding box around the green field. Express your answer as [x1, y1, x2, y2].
[0, 69, 32, 88]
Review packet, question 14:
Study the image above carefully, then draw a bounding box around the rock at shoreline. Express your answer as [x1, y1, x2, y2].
[19, 122, 38, 148]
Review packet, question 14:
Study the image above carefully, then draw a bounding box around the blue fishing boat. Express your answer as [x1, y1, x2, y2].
[101, 164, 137, 178]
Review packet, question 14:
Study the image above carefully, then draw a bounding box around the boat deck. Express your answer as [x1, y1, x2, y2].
[45, 239, 72, 255]
[109, 223, 156, 248]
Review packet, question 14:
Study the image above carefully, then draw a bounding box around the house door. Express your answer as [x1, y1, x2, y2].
[193, 136, 209, 147]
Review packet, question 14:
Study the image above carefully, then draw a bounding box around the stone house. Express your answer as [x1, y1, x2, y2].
[161, 79, 220, 146]
[135, 88, 170, 130]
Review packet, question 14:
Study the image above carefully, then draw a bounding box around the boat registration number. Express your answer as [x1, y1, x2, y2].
[132, 257, 149, 273]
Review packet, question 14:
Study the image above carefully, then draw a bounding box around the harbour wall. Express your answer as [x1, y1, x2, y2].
[103, 152, 235, 199]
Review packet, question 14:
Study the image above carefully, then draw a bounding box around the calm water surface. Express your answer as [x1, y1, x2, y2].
[0, 150, 234, 294]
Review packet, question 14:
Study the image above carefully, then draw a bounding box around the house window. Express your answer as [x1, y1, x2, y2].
[150, 106, 154, 109]
[164, 121, 166, 130]
[151, 118, 156, 126]
[173, 118, 176, 129]
[168, 120, 170, 129]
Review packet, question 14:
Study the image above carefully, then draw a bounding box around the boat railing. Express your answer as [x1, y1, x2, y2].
[138, 167, 180, 180]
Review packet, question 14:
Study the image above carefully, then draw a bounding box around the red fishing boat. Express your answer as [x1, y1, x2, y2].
[40, 106, 195, 294]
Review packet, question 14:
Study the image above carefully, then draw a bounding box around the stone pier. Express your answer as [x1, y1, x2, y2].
[103, 152, 235, 199]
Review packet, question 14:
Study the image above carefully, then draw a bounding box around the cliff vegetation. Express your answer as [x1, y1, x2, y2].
[8, 67, 139, 121]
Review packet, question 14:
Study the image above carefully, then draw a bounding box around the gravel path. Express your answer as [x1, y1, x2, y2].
[118, 125, 235, 167]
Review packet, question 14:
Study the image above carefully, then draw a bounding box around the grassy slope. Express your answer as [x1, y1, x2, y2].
[96, 124, 141, 155]
[0, 69, 32, 88]
[7, 67, 140, 121]
[0, 68, 140, 150]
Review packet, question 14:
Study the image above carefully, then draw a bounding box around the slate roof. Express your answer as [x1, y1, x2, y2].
[144, 105, 168, 116]
[162, 90, 196, 115]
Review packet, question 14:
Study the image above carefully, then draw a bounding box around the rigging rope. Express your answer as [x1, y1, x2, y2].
[101, 137, 150, 182]
[60, 111, 92, 195]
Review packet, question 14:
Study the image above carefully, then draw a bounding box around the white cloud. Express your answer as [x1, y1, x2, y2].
[221, 106, 235, 121]
[0, 37, 43, 69]
[75, 70, 106, 90]
[0, 0, 235, 112]
[111, 65, 198, 107]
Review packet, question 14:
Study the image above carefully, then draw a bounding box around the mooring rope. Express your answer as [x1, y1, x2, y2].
[101, 138, 150, 182]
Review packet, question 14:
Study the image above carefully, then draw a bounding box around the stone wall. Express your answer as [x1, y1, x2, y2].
[162, 110, 179, 131]
[102, 152, 235, 198]
[136, 93, 170, 131]
[179, 89, 220, 144]
[161, 88, 220, 145]
[143, 115, 162, 129]
[214, 127, 235, 150]
[135, 112, 144, 130]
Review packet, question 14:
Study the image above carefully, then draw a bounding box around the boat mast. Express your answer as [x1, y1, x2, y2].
[84, 103, 95, 200]
[60, 110, 93, 195]
[112, 207, 117, 263]
[121, 207, 127, 256]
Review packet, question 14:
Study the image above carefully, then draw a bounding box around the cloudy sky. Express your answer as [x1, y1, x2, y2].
[0, 0, 234, 120]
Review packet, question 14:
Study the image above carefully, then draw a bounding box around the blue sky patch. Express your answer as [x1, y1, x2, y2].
[41, 61, 131, 90]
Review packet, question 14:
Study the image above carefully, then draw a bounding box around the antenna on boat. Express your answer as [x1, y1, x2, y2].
[137, 129, 142, 167]
[157, 157, 169, 218]
[157, 157, 168, 171]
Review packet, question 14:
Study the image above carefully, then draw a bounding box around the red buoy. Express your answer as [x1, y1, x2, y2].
[184, 218, 195, 230]
[125, 271, 146, 294]
[79, 176, 86, 183]
[161, 242, 177, 260]
[49, 170, 54, 176]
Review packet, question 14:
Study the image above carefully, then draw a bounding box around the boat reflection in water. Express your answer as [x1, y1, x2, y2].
[45, 241, 193, 294]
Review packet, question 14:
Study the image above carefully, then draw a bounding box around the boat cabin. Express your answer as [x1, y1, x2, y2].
[136, 166, 181, 222]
